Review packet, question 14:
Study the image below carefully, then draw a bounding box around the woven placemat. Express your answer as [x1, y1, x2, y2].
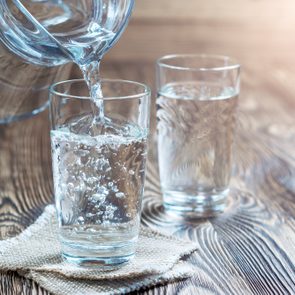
[0, 205, 197, 295]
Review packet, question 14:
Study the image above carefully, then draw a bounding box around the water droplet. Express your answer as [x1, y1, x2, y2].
[87, 227, 96, 233]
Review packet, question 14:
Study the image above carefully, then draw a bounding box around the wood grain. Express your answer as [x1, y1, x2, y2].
[1, 0, 295, 294]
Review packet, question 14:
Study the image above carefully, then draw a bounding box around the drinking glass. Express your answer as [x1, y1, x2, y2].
[49, 79, 150, 267]
[156, 54, 240, 218]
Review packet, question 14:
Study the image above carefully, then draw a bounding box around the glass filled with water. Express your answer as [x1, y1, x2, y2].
[49, 79, 150, 267]
[156, 54, 240, 218]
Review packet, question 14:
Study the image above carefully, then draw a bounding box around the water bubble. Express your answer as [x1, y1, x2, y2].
[95, 158, 110, 171]
[98, 186, 108, 195]
[129, 170, 135, 175]
[104, 205, 116, 219]
[74, 181, 86, 193]
[67, 183, 75, 190]
[126, 213, 131, 218]
[67, 182, 76, 196]
[92, 193, 106, 203]
[87, 176, 98, 184]
[75, 150, 89, 157]
[115, 192, 125, 198]
[77, 216, 84, 224]
[86, 227, 97, 233]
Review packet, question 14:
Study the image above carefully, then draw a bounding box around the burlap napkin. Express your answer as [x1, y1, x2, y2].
[0, 205, 197, 295]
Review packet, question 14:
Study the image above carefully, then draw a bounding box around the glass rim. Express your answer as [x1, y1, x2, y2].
[157, 54, 240, 71]
[49, 78, 151, 100]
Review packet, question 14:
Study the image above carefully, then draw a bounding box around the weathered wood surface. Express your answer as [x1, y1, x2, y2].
[1, 0, 295, 294]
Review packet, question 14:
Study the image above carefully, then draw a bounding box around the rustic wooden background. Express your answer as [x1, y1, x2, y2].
[1, 0, 295, 294]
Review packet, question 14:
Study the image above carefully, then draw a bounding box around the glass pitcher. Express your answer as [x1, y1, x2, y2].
[0, 0, 134, 123]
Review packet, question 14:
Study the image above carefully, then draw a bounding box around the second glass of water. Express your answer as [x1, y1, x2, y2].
[156, 54, 240, 218]
[50, 79, 150, 267]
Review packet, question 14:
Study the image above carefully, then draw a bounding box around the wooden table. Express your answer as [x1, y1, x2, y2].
[1, 0, 295, 294]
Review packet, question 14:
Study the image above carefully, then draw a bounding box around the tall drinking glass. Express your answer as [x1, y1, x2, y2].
[49, 79, 150, 267]
[156, 54, 240, 218]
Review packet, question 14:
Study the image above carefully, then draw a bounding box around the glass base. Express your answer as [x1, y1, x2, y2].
[62, 253, 134, 269]
[61, 241, 136, 268]
[0, 100, 49, 124]
[163, 189, 229, 219]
